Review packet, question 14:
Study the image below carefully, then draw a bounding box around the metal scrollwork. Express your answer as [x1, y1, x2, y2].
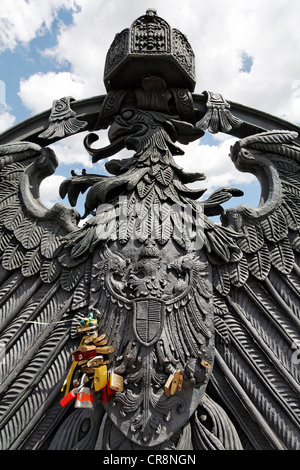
[39, 95, 88, 139]
[196, 90, 243, 134]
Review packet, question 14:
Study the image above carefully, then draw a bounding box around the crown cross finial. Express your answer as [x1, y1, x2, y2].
[146, 8, 157, 16]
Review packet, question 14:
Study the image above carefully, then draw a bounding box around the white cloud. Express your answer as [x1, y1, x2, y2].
[174, 136, 255, 197]
[18, 71, 86, 114]
[0, 107, 16, 133]
[49, 132, 96, 169]
[39, 174, 65, 208]
[286, 81, 300, 124]
[0, 0, 79, 52]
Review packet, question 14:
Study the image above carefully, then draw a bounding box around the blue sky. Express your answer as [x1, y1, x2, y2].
[0, 0, 300, 219]
[0, 5, 74, 123]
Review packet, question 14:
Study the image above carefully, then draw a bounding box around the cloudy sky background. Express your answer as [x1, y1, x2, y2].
[0, 0, 300, 217]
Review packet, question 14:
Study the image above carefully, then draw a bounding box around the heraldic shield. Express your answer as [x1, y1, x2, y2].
[88, 235, 215, 446]
[134, 299, 165, 347]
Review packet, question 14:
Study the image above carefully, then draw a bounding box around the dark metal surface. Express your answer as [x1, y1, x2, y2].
[1, 92, 299, 146]
[0, 9, 300, 451]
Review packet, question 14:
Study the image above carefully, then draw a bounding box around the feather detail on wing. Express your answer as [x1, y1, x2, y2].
[0, 142, 92, 449]
[163, 253, 215, 384]
[207, 130, 300, 449]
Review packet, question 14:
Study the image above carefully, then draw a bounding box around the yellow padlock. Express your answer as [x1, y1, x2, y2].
[94, 365, 107, 392]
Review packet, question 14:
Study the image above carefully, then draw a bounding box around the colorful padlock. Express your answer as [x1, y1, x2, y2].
[178, 373, 183, 391]
[74, 349, 97, 363]
[101, 382, 115, 403]
[74, 374, 94, 409]
[60, 388, 79, 407]
[94, 365, 107, 392]
[74, 388, 94, 408]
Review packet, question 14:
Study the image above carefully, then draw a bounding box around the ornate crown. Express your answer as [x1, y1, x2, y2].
[104, 9, 196, 92]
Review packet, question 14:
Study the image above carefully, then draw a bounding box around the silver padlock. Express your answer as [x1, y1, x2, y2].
[74, 374, 94, 409]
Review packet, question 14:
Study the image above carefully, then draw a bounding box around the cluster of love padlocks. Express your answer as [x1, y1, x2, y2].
[60, 313, 124, 409]
[59, 313, 206, 409]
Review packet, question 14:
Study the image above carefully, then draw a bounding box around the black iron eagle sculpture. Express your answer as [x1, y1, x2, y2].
[0, 10, 300, 450]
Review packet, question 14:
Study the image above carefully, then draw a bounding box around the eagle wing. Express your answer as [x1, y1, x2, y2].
[0, 141, 93, 449]
[207, 130, 300, 449]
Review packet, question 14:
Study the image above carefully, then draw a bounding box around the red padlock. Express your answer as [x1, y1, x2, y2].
[74, 349, 97, 362]
[178, 373, 183, 391]
[101, 382, 115, 403]
[60, 388, 79, 407]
